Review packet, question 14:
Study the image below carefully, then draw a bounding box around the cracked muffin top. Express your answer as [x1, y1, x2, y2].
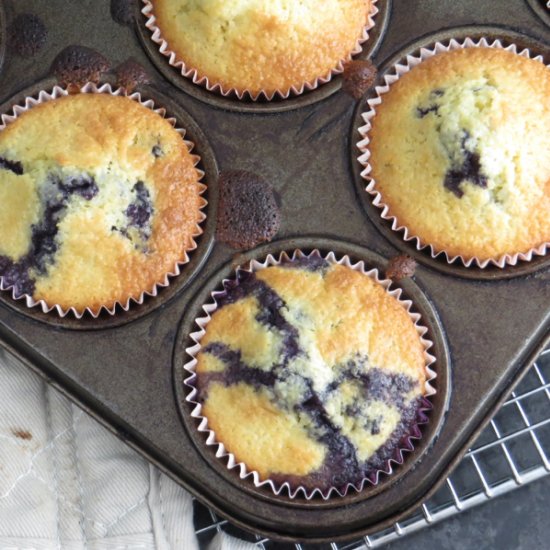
[194, 258, 427, 492]
[368, 47, 550, 262]
[152, 0, 371, 96]
[0, 92, 204, 313]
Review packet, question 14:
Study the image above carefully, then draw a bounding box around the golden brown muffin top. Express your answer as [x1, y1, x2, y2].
[0, 92, 205, 313]
[367, 47, 550, 262]
[152, 0, 371, 96]
[194, 258, 428, 492]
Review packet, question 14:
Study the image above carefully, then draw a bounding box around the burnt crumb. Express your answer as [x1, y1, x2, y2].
[8, 13, 47, 58]
[111, 0, 134, 26]
[0, 156, 24, 175]
[216, 170, 281, 250]
[51, 46, 110, 87]
[11, 429, 32, 441]
[115, 58, 151, 93]
[385, 254, 417, 281]
[342, 59, 378, 100]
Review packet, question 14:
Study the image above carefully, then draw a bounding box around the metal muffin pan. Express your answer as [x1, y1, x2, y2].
[0, 0, 548, 543]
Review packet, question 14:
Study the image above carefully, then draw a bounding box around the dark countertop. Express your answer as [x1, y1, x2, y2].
[386, 476, 550, 550]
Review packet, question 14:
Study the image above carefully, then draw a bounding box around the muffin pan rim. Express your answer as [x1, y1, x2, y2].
[350, 24, 550, 281]
[133, 0, 392, 114]
[172, 236, 451, 510]
[526, 0, 550, 27]
[0, 75, 219, 331]
[0, 1, 6, 77]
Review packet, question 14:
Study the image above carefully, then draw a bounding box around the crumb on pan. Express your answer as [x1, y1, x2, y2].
[115, 58, 151, 93]
[342, 59, 378, 99]
[216, 170, 281, 250]
[51, 45, 110, 87]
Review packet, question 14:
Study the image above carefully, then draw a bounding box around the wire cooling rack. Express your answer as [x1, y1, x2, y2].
[193, 345, 550, 549]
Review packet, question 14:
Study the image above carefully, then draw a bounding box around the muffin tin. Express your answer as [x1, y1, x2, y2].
[0, 0, 548, 543]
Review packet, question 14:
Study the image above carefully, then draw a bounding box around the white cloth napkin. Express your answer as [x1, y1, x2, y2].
[0, 347, 253, 550]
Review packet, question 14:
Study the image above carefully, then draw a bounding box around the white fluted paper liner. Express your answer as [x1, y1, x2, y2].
[183, 249, 437, 500]
[141, 0, 379, 101]
[0, 82, 207, 318]
[357, 37, 549, 268]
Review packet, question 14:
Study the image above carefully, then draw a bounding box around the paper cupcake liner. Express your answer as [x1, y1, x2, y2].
[183, 249, 437, 500]
[357, 37, 549, 268]
[141, 0, 379, 101]
[0, 82, 208, 318]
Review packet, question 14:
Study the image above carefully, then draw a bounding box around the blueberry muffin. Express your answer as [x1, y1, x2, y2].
[367, 47, 550, 262]
[0, 92, 204, 313]
[150, 0, 372, 96]
[194, 257, 428, 493]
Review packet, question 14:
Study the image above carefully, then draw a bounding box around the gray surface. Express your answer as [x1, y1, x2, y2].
[386, 476, 550, 550]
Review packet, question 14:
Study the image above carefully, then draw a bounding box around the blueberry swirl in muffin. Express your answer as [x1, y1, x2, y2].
[195, 258, 429, 493]
[0, 92, 205, 313]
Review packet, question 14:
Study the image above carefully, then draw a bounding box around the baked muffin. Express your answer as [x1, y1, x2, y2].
[150, 0, 372, 97]
[193, 257, 428, 493]
[366, 47, 550, 263]
[0, 92, 205, 313]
